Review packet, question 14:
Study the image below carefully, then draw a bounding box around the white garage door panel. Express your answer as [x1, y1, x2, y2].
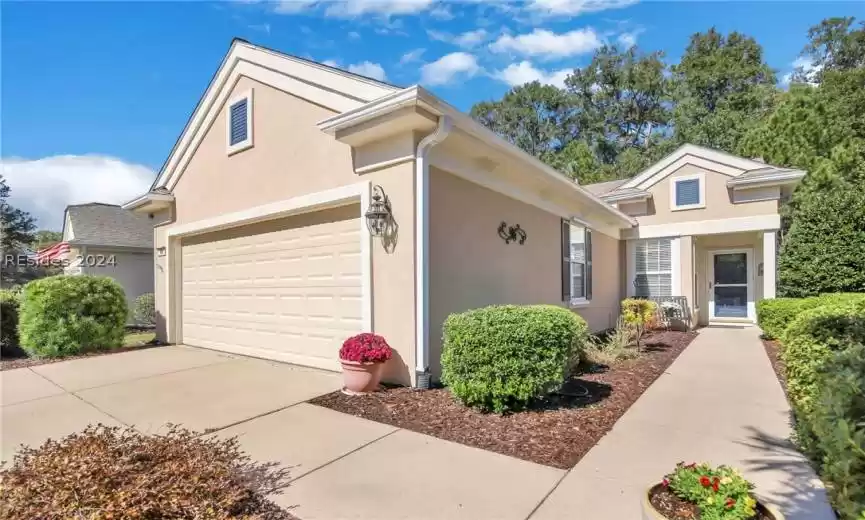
[181, 207, 363, 370]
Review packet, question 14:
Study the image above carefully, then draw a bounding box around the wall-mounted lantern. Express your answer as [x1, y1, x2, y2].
[365, 185, 393, 238]
[156, 246, 167, 257]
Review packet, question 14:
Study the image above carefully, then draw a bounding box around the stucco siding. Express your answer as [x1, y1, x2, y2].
[694, 232, 763, 326]
[629, 164, 779, 226]
[428, 168, 620, 379]
[81, 248, 154, 320]
[154, 75, 418, 385]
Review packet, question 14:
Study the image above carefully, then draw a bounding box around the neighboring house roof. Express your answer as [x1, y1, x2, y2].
[584, 144, 806, 203]
[63, 203, 153, 249]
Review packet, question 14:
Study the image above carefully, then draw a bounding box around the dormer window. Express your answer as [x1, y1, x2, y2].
[671, 173, 705, 211]
[226, 89, 253, 155]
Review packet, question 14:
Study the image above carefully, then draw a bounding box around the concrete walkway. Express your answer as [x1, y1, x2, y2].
[1, 329, 835, 519]
[530, 326, 835, 520]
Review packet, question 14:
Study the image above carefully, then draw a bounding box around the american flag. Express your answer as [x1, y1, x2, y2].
[33, 242, 70, 264]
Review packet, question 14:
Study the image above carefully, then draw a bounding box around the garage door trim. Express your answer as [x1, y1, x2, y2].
[165, 182, 372, 345]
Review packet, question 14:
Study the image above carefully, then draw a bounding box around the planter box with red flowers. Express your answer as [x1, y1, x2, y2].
[339, 333, 392, 394]
[642, 462, 784, 520]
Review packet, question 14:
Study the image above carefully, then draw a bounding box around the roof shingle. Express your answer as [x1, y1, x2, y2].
[66, 203, 153, 249]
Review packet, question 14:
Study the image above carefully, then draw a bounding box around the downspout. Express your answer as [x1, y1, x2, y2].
[414, 115, 452, 389]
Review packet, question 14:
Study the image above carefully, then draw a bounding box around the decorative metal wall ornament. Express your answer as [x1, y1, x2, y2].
[497, 222, 527, 245]
[365, 185, 392, 238]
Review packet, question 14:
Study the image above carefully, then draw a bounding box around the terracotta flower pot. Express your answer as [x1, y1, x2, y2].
[641, 484, 785, 520]
[340, 359, 385, 394]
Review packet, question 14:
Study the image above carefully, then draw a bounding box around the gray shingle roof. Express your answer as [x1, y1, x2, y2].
[66, 203, 153, 249]
[583, 179, 628, 196]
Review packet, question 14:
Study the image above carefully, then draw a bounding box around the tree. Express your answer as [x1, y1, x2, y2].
[33, 230, 63, 250]
[0, 175, 38, 287]
[777, 168, 865, 297]
[797, 16, 865, 83]
[470, 82, 576, 159]
[565, 45, 672, 162]
[672, 28, 777, 153]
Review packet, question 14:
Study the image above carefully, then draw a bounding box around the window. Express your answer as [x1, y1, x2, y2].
[561, 220, 592, 304]
[633, 238, 672, 297]
[226, 90, 253, 154]
[671, 173, 705, 210]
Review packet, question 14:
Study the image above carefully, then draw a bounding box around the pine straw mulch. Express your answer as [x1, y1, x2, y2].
[0, 424, 297, 520]
[761, 338, 787, 392]
[311, 330, 698, 469]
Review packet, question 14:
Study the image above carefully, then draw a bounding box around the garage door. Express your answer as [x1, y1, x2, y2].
[180, 204, 363, 371]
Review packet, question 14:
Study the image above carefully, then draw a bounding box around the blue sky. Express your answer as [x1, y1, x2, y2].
[1, 0, 862, 228]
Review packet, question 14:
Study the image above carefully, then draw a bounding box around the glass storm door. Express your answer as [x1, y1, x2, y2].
[710, 252, 749, 319]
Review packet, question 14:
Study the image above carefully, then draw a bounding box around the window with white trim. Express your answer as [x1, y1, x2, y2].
[561, 221, 592, 304]
[633, 238, 672, 297]
[671, 173, 705, 210]
[226, 89, 253, 154]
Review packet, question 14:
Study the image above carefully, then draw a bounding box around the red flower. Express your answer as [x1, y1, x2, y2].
[662, 478, 670, 488]
[699, 476, 711, 487]
[725, 498, 736, 509]
[339, 333, 393, 363]
[712, 477, 720, 492]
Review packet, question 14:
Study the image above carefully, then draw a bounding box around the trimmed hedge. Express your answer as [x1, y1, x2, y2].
[810, 343, 865, 520]
[756, 293, 865, 340]
[133, 292, 156, 327]
[441, 305, 588, 413]
[19, 275, 128, 358]
[0, 289, 21, 355]
[781, 299, 865, 457]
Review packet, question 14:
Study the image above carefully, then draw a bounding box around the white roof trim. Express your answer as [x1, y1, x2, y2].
[601, 190, 651, 203]
[320, 85, 635, 228]
[621, 144, 774, 190]
[122, 192, 175, 212]
[727, 169, 806, 189]
[151, 40, 397, 191]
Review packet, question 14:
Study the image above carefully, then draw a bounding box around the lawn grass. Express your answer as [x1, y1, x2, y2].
[123, 331, 156, 347]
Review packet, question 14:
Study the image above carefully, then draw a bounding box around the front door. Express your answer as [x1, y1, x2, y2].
[709, 250, 752, 321]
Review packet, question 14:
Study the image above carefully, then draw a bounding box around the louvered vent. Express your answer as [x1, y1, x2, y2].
[675, 178, 700, 206]
[229, 99, 248, 146]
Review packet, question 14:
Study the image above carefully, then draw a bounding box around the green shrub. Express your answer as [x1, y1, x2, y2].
[810, 343, 865, 520]
[18, 275, 128, 358]
[756, 293, 865, 340]
[583, 316, 638, 366]
[621, 298, 657, 350]
[133, 292, 156, 327]
[781, 299, 865, 457]
[0, 289, 21, 355]
[441, 305, 588, 413]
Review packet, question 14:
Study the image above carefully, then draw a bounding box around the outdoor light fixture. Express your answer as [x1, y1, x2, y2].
[365, 185, 392, 238]
[156, 246, 167, 257]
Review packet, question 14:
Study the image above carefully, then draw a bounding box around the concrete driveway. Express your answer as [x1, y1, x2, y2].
[1, 345, 562, 520]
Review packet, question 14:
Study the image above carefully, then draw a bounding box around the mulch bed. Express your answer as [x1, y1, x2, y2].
[1, 343, 162, 372]
[648, 485, 775, 520]
[311, 330, 698, 469]
[761, 338, 787, 391]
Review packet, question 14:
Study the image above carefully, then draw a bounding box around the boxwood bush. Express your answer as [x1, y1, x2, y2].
[133, 292, 156, 327]
[781, 299, 865, 457]
[810, 343, 865, 520]
[0, 289, 21, 356]
[19, 275, 128, 358]
[756, 293, 865, 340]
[441, 304, 588, 413]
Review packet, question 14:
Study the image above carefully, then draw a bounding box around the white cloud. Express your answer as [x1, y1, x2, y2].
[1, 155, 154, 229]
[273, 0, 318, 14]
[420, 52, 480, 86]
[348, 31, 361, 40]
[347, 61, 388, 81]
[324, 0, 435, 17]
[429, 4, 454, 20]
[427, 28, 490, 49]
[490, 28, 602, 59]
[617, 30, 638, 48]
[527, 0, 637, 17]
[782, 56, 821, 86]
[399, 48, 426, 65]
[322, 59, 340, 67]
[494, 61, 572, 88]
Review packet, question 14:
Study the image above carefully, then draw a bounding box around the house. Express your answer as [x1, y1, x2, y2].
[62, 203, 155, 313]
[123, 39, 803, 387]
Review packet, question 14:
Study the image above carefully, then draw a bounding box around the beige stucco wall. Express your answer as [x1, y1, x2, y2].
[628, 164, 779, 226]
[154, 75, 417, 385]
[428, 167, 621, 379]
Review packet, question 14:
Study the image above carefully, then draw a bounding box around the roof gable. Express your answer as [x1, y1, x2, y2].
[152, 39, 399, 191]
[620, 144, 772, 191]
